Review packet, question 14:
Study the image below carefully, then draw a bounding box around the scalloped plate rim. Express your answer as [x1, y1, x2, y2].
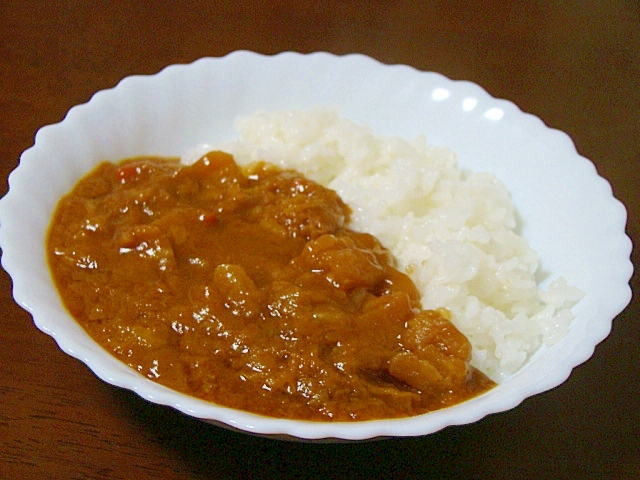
[0, 51, 633, 441]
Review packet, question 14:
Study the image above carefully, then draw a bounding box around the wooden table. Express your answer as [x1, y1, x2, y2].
[1, 1, 638, 478]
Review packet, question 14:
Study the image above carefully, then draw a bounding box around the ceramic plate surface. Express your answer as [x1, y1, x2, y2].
[0, 51, 633, 440]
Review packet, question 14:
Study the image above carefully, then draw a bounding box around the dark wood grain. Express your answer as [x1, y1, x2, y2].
[1, 1, 638, 478]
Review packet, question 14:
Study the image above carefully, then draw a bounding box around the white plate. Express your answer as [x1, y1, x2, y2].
[0, 51, 632, 441]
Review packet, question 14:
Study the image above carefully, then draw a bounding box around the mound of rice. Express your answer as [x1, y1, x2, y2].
[187, 108, 583, 381]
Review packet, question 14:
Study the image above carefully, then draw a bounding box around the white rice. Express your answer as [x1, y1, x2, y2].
[184, 108, 584, 382]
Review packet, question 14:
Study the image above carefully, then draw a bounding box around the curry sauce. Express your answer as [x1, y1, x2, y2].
[47, 151, 494, 421]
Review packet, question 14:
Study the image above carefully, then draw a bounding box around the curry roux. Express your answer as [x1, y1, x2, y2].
[47, 151, 494, 421]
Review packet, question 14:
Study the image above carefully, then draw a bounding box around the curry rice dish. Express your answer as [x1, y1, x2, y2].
[47, 109, 583, 421]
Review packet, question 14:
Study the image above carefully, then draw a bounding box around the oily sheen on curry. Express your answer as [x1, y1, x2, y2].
[47, 151, 494, 421]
